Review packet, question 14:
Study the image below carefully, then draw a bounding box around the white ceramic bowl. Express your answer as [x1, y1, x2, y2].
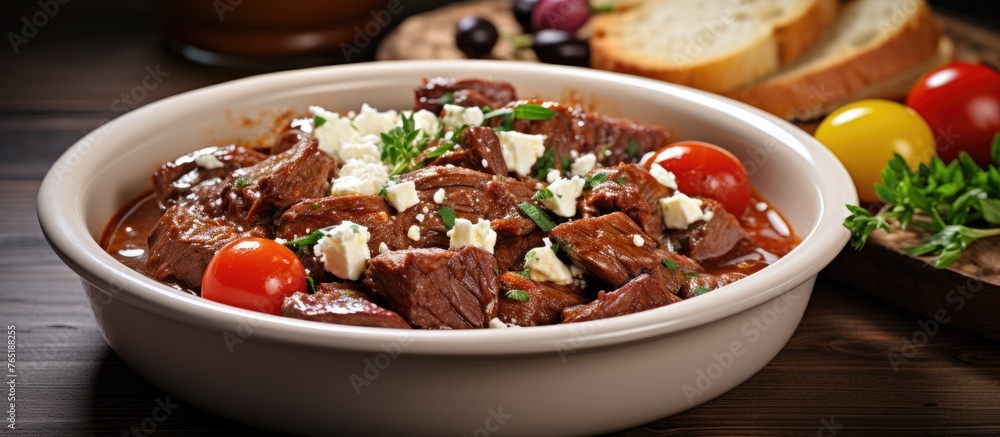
[38, 60, 855, 436]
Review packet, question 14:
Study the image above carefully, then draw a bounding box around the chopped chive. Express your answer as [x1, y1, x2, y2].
[284, 229, 325, 256]
[306, 277, 316, 294]
[533, 187, 556, 200]
[693, 286, 711, 296]
[518, 202, 556, 231]
[584, 172, 609, 189]
[662, 259, 678, 271]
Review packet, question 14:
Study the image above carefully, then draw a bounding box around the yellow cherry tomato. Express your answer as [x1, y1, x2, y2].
[814, 99, 936, 203]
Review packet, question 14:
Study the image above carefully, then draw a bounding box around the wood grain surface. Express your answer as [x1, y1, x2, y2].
[1, 1, 998, 436]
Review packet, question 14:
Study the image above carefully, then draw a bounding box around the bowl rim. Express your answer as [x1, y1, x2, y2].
[37, 60, 856, 356]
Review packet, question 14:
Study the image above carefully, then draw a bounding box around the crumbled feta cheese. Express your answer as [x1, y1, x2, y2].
[407, 225, 421, 241]
[194, 153, 224, 170]
[309, 106, 360, 159]
[488, 318, 508, 329]
[648, 164, 678, 190]
[481, 158, 488, 168]
[385, 181, 419, 212]
[639, 151, 656, 166]
[570, 153, 597, 176]
[441, 104, 485, 132]
[538, 176, 585, 218]
[337, 138, 381, 164]
[524, 246, 573, 285]
[433, 188, 446, 204]
[410, 109, 442, 139]
[545, 169, 561, 183]
[632, 234, 645, 247]
[331, 159, 389, 196]
[447, 218, 497, 254]
[416, 213, 425, 223]
[352, 104, 398, 137]
[313, 221, 371, 281]
[570, 150, 579, 159]
[378, 241, 389, 254]
[497, 131, 546, 177]
[660, 192, 707, 229]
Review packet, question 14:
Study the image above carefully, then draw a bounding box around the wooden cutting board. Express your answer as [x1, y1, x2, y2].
[377, 2, 1000, 340]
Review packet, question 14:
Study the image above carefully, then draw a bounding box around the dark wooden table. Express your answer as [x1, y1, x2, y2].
[1, 1, 998, 436]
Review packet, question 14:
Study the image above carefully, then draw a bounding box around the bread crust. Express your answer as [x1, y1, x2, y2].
[725, 1, 944, 121]
[590, 0, 837, 93]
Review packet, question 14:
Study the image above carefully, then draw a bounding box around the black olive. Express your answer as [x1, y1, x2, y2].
[513, 0, 540, 32]
[531, 29, 590, 67]
[455, 16, 499, 58]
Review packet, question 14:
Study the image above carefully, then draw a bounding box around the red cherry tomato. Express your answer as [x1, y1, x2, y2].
[202, 237, 307, 315]
[645, 141, 751, 215]
[906, 62, 1000, 167]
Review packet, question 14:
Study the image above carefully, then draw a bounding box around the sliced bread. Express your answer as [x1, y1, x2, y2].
[589, 0, 839, 94]
[724, 0, 947, 121]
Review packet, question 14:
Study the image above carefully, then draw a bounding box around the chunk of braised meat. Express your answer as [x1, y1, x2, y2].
[395, 166, 535, 248]
[215, 139, 338, 227]
[274, 195, 407, 256]
[562, 273, 682, 323]
[578, 163, 673, 241]
[282, 282, 411, 329]
[498, 273, 587, 326]
[145, 200, 268, 291]
[662, 198, 747, 261]
[496, 101, 670, 171]
[415, 77, 518, 113]
[364, 247, 500, 329]
[427, 126, 508, 175]
[151, 145, 268, 206]
[549, 212, 696, 289]
[680, 271, 753, 300]
[491, 217, 546, 273]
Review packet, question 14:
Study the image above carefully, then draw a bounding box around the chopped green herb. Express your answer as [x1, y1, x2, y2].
[519, 202, 557, 231]
[616, 175, 628, 185]
[505, 289, 530, 302]
[533, 146, 558, 179]
[626, 140, 640, 157]
[844, 139, 1000, 268]
[591, 3, 615, 13]
[284, 229, 325, 256]
[423, 140, 456, 159]
[561, 156, 572, 170]
[377, 187, 388, 198]
[351, 224, 360, 234]
[693, 286, 711, 296]
[662, 259, 678, 271]
[310, 202, 322, 210]
[380, 112, 426, 177]
[686, 270, 700, 277]
[439, 92, 455, 106]
[313, 115, 327, 128]
[306, 277, 316, 294]
[584, 172, 609, 189]
[551, 241, 562, 254]
[493, 266, 499, 275]
[533, 187, 556, 200]
[513, 104, 555, 121]
[235, 178, 250, 189]
[437, 206, 456, 230]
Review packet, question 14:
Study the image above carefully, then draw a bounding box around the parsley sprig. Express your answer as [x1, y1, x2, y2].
[380, 112, 429, 177]
[845, 133, 1000, 268]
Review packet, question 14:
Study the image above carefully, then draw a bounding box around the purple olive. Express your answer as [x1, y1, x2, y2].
[456, 15, 499, 58]
[531, 0, 590, 34]
[532, 29, 589, 67]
